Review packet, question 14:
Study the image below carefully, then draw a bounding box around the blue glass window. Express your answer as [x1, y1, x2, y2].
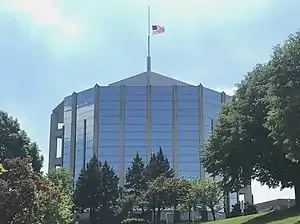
[77, 88, 94, 108]
[99, 86, 121, 102]
[74, 95, 95, 179]
[125, 139, 146, 147]
[151, 102, 172, 110]
[177, 86, 201, 178]
[98, 146, 120, 155]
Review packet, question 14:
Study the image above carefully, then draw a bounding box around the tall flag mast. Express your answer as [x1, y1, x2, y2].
[147, 5, 151, 73]
[146, 5, 165, 76]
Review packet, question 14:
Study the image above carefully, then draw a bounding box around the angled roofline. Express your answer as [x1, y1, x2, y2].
[109, 71, 192, 86]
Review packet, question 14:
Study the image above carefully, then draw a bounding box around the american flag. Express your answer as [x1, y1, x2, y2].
[152, 25, 165, 35]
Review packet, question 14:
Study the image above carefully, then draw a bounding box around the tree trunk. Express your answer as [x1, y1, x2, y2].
[141, 206, 145, 220]
[152, 208, 156, 224]
[89, 206, 95, 224]
[211, 207, 216, 221]
[156, 208, 161, 224]
[294, 183, 300, 208]
[188, 206, 191, 223]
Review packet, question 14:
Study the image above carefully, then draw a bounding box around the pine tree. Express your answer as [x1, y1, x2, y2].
[124, 153, 147, 214]
[74, 158, 120, 223]
[145, 148, 174, 180]
[125, 152, 146, 195]
[74, 156, 102, 223]
[100, 161, 119, 210]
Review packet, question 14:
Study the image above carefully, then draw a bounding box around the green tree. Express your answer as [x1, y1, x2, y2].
[144, 176, 178, 224]
[125, 153, 146, 194]
[177, 179, 200, 223]
[0, 157, 37, 223]
[99, 161, 120, 220]
[34, 177, 73, 224]
[202, 32, 300, 207]
[0, 157, 72, 224]
[47, 167, 74, 196]
[74, 157, 120, 223]
[124, 153, 146, 213]
[198, 179, 224, 221]
[0, 110, 43, 172]
[74, 156, 102, 223]
[145, 148, 174, 180]
[46, 167, 74, 223]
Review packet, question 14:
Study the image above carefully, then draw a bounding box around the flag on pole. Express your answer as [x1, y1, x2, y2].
[152, 25, 165, 35]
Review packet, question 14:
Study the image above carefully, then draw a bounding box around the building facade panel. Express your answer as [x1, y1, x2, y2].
[60, 84, 231, 182]
[98, 86, 121, 173]
[176, 86, 200, 178]
[150, 86, 173, 163]
[124, 86, 147, 169]
[74, 88, 95, 180]
[203, 87, 222, 139]
[63, 96, 73, 170]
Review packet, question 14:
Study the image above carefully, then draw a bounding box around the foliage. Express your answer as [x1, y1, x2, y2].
[74, 156, 119, 223]
[265, 34, 300, 163]
[74, 156, 102, 221]
[133, 148, 176, 224]
[177, 179, 201, 223]
[202, 31, 300, 206]
[143, 176, 178, 224]
[116, 194, 136, 222]
[243, 202, 258, 215]
[0, 157, 37, 223]
[100, 161, 120, 211]
[172, 178, 192, 208]
[0, 163, 6, 175]
[145, 148, 174, 180]
[33, 178, 73, 224]
[0, 157, 72, 224]
[197, 178, 224, 221]
[121, 218, 149, 224]
[0, 110, 43, 172]
[124, 153, 147, 216]
[125, 153, 146, 196]
[47, 167, 74, 195]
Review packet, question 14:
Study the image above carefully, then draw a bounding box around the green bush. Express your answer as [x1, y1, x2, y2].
[244, 202, 258, 215]
[230, 203, 242, 218]
[121, 218, 148, 224]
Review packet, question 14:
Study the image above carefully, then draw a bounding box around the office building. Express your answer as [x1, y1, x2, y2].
[48, 71, 253, 211]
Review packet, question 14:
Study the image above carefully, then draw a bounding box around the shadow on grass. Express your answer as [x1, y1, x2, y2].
[242, 207, 300, 224]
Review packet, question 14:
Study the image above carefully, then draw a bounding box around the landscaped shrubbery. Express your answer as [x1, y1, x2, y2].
[244, 202, 258, 215]
[121, 218, 149, 224]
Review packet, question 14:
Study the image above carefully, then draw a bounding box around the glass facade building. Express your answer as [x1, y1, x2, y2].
[48, 72, 253, 216]
[49, 72, 232, 185]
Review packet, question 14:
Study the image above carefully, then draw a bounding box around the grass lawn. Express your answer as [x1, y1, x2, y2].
[196, 207, 300, 224]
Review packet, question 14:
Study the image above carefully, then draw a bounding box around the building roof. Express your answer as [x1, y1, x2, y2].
[109, 71, 192, 86]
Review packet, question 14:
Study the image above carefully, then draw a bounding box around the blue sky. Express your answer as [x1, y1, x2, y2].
[0, 0, 298, 203]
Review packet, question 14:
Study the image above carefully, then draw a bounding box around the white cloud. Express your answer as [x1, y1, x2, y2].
[10, 0, 79, 37]
[215, 86, 237, 96]
[2, 0, 81, 45]
[252, 180, 294, 204]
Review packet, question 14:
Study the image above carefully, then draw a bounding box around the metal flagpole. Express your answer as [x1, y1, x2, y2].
[147, 5, 151, 74]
